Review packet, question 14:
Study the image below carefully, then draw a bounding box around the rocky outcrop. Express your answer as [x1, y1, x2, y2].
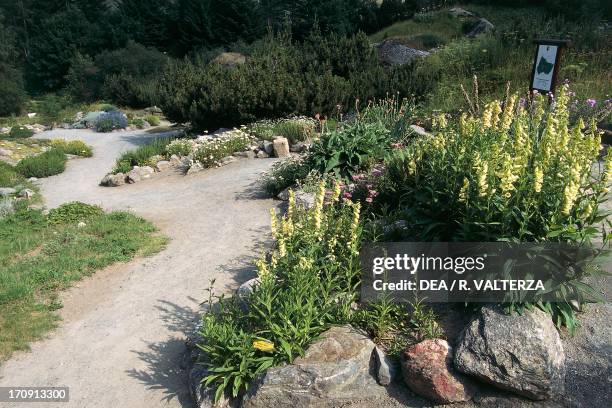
[467, 18, 494, 37]
[401, 339, 475, 403]
[376, 39, 429, 66]
[454, 306, 565, 400]
[242, 325, 383, 407]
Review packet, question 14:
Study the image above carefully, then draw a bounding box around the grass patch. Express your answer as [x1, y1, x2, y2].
[15, 148, 67, 178]
[0, 205, 168, 361]
[50, 139, 93, 157]
[113, 138, 173, 174]
[0, 162, 26, 188]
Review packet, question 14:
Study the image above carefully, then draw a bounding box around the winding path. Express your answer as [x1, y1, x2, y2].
[0, 128, 277, 407]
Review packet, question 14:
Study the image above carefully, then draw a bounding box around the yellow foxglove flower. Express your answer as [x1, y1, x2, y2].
[313, 182, 325, 231]
[253, 340, 275, 352]
[482, 103, 493, 129]
[287, 189, 295, 220]
[491, 101, 502, 129]
[497, 153, 519, 198]
[534, 166, 543, 193]
[332, 181, 341, 202]
[269, 208, 279, 237]
[458, 177, 470, 203]
[500, 94, 517, 131]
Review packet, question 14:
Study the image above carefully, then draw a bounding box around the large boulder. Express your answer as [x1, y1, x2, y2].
[126, 166, 154, 183]
[454, 306, 565, 400]
[100, 173, 126, 187]
[401, 339, 475, 403]
[242, 325, 383, 407]
[273, 137, 290, 158]
[467, 18, 494, 37]
[376, 39, 430, 66]
[277, 187, 315, 209]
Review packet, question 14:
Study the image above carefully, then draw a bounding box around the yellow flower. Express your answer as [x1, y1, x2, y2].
[482, 104, 493, 129]
[534, 166, 543, 193]
[270, 208, 279, 237]
[562, 165, 581, 215]
[349, 203, 361, 251]
[255, 257, 270, 279]
[473, 153, 488, 197]
[500, 94, 517, 131]
[313, 181, 325, 231]
[253, 340, 275, 352]
[287, 189, 295, 220]
[458, 177, 470, 203]
[331, 181, 341, 202]
[497, 153, 519, 198]
[602, 150, 612, 193]
[490, 101, 502, 129]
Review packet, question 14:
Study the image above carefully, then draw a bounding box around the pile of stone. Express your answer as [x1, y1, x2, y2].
[187, 303, 566, 407]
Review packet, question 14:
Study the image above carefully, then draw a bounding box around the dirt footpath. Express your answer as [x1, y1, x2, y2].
[0, 128, 277, 407]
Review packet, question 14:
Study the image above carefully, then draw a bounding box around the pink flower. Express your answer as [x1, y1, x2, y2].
[366, 184, 373, 189]
[368, 190, 379, 198]
[365, 197, 373, 203]
[343, 192, 353, 199]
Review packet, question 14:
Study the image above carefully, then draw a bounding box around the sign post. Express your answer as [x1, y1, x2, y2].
[530, 39, 570, 95]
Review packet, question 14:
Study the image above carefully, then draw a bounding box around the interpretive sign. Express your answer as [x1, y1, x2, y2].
[530, 39, 569, 94]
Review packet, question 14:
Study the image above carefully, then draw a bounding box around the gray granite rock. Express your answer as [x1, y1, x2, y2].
[455, 306, 565, 400]
[242, 325, 383, 407]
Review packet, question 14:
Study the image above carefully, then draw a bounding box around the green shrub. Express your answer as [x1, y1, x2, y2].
[50, 139, 93, 157]
[0, 64, 26, 116]
[260, 156, 311, 196]
[308, 121, 391, 179]
[193, 130, 251, 168]
[99, 104, 118, 112]
[7, 126, 34, 139]
[157, 32, 388, 131]
[112, 138, 172, 173]
[382, 87, 610, 331]
[144, 114, 160, 126]
[200, 185, 362, 401]
[15, 148, 67, 178]
[131, 118, 146, 129]
[47, 202, 104, 224]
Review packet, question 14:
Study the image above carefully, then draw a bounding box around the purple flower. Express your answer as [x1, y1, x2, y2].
[586, 99, 597, 108]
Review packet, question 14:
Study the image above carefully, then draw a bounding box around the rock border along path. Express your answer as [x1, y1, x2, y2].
[0, 128, 277, 408]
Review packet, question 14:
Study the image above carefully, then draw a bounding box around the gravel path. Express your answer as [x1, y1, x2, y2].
[0, 128, 277, 407]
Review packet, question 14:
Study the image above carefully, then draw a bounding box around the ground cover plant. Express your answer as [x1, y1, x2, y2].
[6, 126, 34, 139]
[49, 139, 93, 157]
[193, 130, 252, 168]
[0, 202, 168, 361]
[15, 148, 67, 178]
